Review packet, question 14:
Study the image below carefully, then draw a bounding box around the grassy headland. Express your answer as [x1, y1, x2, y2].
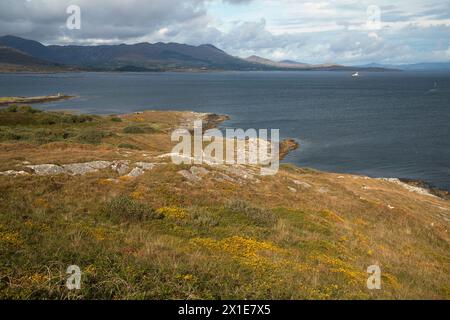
[0, 106, 448, 299]
[0, 94, 75, 106]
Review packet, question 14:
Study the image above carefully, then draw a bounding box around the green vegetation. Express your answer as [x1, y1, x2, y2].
[123, 125, 158, 134]
[225, 199, 277, 226]
[103, 195, 163, 223]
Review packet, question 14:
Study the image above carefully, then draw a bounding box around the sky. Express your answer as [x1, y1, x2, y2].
[0, 0, 449, 64]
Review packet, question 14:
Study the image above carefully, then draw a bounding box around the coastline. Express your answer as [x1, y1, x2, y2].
[0, 94, 75, 106]
[0, 105, 448, 299]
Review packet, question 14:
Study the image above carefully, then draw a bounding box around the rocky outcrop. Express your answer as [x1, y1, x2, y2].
[379, 178, 437, 197]
[62, 161, 111, 175]
[292, 180, 312, 189]
[111, 161, 130, 175]
[26, 164, 66, 176]
[178, 166, 210, 182]
[279, 138, 299, 160]
[180, 112, 230, 132]
[0, 161, 157, 178]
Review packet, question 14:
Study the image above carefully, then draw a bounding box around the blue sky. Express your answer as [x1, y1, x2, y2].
[1, 0, 449, 64]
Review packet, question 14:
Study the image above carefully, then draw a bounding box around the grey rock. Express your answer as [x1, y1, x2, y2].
[293, 180, 312, 189]
[178, 170, 201, 182]
[0, 170, 29, 176]
[215, 173, 235, 183]
[126, 167, 145, 178]
[224, 166, 255, 180]
[190, 166, 209, 177]
[135, 162, 155, 170]
[87, 161, 112, 169]
[111, 161, 130, 175]
[63, 161, 112, 175]
[26, 164, 66, 176]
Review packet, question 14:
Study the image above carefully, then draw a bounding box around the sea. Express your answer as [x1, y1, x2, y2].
[1, 71, 449, 190]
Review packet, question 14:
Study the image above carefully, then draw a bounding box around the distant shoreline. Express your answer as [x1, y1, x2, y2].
[0, 94, 75, 106]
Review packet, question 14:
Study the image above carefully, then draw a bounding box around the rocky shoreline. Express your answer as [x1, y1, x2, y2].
[397, 178, 450, 200]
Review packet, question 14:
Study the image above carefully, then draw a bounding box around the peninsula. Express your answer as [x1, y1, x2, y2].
[0, 105, 448, 299]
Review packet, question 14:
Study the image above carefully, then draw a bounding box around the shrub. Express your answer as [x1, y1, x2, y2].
[110, 117, 122, 122]
[188, 207, 220, 228]
[123, 125, 157, 134]
[118, 143, 141, 150]
[33, 129, 73, 144]
[225, 200, 277, 226]
[19, 105, 42, 114]
[0, 127, 22, 141]
[76, 129, 110, 145]
[38, 114, 59, 125]
[6, 105, 18, 113]
[123, 126, 145, 134]
[61, 114, 93, 124]
[103, 195, 163, 223]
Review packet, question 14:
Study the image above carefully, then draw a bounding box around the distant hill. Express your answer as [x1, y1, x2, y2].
[355, 62, 450, 71]
[246, 55, 313, 69]
[245, 55, 388, 71]
[279, 59, 309, 67]
[399, 62, 450, 71]
[0, 35, 398, 72]
[0, 46, 74, 72]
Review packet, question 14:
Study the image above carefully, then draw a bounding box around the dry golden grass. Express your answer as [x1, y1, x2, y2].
[0, 106, 448, 299]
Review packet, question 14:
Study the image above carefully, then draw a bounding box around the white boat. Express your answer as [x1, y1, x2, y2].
[352, 72, 360, 77]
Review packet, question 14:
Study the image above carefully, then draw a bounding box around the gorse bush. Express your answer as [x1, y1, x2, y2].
[103, 195, 163, 223]
[123, 126, 146, 134]
[225, 200, 277, 226]
[123, 125, 157, 134]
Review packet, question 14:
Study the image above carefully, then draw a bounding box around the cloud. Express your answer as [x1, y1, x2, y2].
[0, 0, 209, 43]
[0, 0, 449, 64]
[223, 0, 254, 4]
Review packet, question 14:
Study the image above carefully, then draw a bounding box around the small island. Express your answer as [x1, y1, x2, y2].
[0, 94, 75, 106]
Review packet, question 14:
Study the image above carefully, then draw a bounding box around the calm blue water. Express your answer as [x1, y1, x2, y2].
[1, 71, 449, 190]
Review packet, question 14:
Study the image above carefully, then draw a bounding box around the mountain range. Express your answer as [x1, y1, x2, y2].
[1, 35, 446, 73]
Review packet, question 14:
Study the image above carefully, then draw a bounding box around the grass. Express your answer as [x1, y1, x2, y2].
[103, 195, 163, 223]
[0, 107, 448, 300]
